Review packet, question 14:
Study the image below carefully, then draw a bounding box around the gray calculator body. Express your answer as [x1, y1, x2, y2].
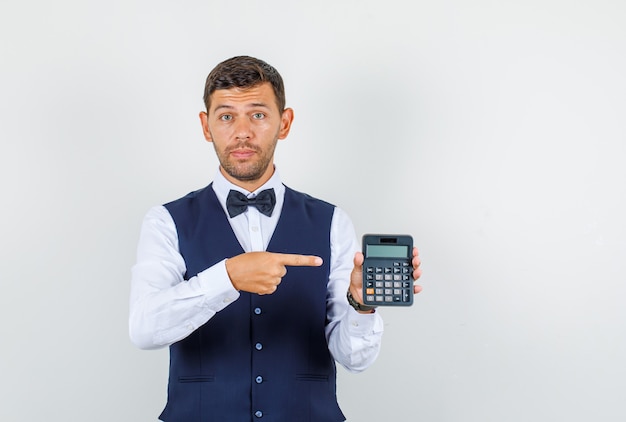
[362, 234, 414, 306]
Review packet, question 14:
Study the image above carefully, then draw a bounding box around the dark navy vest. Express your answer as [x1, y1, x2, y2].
[160, 184, 346, 422]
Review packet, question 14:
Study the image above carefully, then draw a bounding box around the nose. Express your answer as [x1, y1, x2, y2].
[234, 117, 252, 140]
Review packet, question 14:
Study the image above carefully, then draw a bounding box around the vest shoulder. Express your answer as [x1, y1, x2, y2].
[163, 184, 213, 209]
[284, 185, 335, 210]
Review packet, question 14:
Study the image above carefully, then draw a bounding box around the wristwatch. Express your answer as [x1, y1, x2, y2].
[346, 290, 377, 312]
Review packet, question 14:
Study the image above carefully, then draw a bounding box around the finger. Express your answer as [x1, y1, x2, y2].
[412, 247, 421, 271]
[413, 267, 422, 280]
[259, 284, 279, 295]
[274, 253, 323, 267]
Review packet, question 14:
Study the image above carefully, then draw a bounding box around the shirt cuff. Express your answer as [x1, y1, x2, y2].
[194, 259, 241, 310]
[346, 307, 384, 335]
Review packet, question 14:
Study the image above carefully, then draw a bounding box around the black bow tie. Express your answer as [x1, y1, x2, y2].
[226, 188, 276, 218]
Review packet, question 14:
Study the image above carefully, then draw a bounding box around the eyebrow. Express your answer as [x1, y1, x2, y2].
[212, 102, 271, 113]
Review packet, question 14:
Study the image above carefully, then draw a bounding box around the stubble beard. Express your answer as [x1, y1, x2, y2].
[214, 140, 278, 183]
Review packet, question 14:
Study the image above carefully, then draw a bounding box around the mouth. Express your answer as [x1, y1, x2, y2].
[229, 148, 257, 160]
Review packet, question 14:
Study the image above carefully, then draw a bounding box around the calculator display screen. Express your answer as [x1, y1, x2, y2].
[366, 244, 408, 258]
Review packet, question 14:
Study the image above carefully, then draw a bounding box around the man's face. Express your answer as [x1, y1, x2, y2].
[200, 82, 293, 189]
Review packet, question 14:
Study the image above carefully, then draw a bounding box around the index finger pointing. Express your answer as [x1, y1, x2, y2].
[275, 253, 323, 267]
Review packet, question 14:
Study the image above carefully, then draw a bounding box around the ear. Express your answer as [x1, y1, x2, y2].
[199, 111, 212, 142]
[278, 108, 294, 140]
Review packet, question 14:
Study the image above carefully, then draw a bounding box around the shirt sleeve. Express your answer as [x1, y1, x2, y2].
[128, 206, 240, 350]
[325, 207, 384, 373]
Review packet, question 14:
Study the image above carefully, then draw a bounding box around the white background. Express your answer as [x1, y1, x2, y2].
[1, 0, 625, 420]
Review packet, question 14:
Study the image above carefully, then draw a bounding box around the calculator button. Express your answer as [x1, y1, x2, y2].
[375, 267, 383, 273]
[366, 288, 375, 295]
[375, 281, 383, 288]
[366, 267, 374, 273]
[385, 296, 393, 302]
[366, 274, 373, 281]
[375, 274, 383, 281]
[384, 267, 392, 273]
[384, 274, 392, 281]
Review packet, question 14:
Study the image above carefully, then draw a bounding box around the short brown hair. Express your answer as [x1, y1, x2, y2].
[203, 56, 286, 112]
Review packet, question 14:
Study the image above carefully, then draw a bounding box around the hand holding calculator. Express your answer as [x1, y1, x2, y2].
[362, 234, 414, 307]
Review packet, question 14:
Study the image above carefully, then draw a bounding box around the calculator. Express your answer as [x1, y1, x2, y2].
[362, 234, 414, 307]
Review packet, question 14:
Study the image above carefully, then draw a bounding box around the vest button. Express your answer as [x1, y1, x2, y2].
[255, 410, 263, 418]
[255, 342, 263, 351]
[254, 307, 262, 315]
[255, 375, 263, 384]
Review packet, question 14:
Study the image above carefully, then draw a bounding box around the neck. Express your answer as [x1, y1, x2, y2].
[220, 165, 275, 193]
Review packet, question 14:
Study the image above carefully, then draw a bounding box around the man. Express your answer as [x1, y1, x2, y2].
[129, 55, 422, 421]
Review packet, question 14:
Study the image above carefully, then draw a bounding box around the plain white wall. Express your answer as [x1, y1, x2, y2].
[1, 0, 625, 420]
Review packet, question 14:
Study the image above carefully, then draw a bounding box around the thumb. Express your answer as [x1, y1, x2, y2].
[353, 251, 364, 269]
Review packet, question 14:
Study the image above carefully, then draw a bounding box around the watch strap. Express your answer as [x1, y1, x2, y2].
[347, 289, 377, 312]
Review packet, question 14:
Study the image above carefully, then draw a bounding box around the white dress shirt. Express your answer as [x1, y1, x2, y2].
[129, 168, 383, 372]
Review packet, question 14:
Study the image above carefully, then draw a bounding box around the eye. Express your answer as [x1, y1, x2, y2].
[252, 112, 265, 120]
[220, 114, 232, 121]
